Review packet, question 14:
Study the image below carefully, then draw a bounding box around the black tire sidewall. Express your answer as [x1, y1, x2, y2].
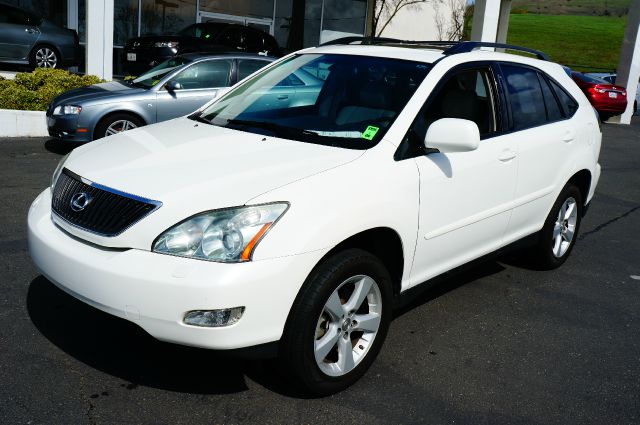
[94, 113, 144, 140]
[280, 248, 393, 396]
[536, 184, 583, 269]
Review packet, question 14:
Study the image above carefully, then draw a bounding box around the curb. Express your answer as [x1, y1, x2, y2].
[0, 109, 48, 138]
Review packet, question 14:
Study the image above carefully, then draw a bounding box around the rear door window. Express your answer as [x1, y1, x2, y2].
[501, 64, 547, 130]
[171, 59, 232, 89]
[238, 59, 270, 80]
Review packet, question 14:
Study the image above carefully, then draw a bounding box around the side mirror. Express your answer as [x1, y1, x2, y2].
[424, 118, 480, 153]
[165, 80, 182, 92]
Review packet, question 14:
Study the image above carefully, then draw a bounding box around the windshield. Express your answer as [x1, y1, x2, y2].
[130, 57, 192, 88]
[573, 72, 609, 85]
[194, 54, 431, 149]
[178, 24, 222, 40]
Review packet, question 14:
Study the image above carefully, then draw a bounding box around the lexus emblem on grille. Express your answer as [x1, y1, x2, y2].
[70, 192, 92, 212]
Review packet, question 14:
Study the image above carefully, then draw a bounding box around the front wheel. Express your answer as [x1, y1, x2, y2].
[94, 113, 144, 140]
[531, 184, 583, 269]
[280, 249, 392, 396]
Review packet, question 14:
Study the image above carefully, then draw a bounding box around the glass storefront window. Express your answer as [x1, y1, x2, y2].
[199, 0, 273, 18]
[114, 0, 138, 47]
[3, 0, 67, 28]
[140, 0, 197, 36]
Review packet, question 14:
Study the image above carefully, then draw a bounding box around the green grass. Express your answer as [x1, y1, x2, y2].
[512, 0, 630, 16]
[507, 14, 627, 71]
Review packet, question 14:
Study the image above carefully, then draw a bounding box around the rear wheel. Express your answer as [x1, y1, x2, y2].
[94, 113, 144, 140]
[280, 249, 392, 396]
[530, 184, 583, 269]
[29, 45, 59, 69]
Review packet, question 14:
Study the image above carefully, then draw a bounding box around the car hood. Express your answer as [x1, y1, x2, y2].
[62, 117, 364, 245]
[50, 81, 145, 107]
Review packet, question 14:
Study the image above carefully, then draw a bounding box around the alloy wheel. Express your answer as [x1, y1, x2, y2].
[314, 275, 382, 377]
[552, 196, 578, 258]
[35, 47, 57, 68]
[105, 120, 137, 136]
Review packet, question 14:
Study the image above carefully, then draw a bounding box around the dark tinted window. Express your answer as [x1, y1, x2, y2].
[538, 74, 564, 122]
[172, 59, 232, 89]
[550, 80, 579, 117]
[243, 29, 264, 51]
[5, 6, 31, 25]
[238, 59, 270, 80]
[502, 64, 547, 130]
[219, 28, 243, 46]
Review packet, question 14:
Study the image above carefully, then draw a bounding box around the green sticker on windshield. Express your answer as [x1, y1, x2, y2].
[361, 125, 379, 141]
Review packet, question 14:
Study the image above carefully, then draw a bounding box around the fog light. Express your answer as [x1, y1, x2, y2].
[183, 307, 244, 327]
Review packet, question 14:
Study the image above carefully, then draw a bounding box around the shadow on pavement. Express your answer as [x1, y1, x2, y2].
[26, 276, 260, 395]
[27, 259, 509, 398]
[44, 139, 77, 155]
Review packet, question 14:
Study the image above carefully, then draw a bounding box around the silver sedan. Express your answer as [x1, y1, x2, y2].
[46, 53, 277, 142]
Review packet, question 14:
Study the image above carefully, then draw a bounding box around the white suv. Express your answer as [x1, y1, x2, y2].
[28, 40, 601, 395]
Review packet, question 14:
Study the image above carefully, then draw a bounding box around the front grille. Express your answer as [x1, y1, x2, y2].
[52, 169, 161, 237]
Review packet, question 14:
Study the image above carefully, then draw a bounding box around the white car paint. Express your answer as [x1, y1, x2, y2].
[28, 45, 601, 351]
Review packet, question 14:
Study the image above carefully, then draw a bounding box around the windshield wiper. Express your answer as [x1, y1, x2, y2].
[226, 119, 320, 139]
[189, 113, 213, 125]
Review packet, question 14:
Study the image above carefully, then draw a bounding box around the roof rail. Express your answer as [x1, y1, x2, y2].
[319, 38, 549, 61]
[320, 36, 463, 49]
[444, 42, 549, 61]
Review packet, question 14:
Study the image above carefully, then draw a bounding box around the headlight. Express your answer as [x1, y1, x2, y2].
[51, 153, 70, 190]
[153, 41, 179, 48]
[53, 105, 82, 115]
[153, 203, 289, 262]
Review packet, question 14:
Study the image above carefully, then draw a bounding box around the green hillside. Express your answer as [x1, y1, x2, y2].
[507, 14, 626, 71]
[511, 0, 630, 16]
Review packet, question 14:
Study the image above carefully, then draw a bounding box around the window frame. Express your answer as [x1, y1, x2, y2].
[495, 62, 579, 134]
[161, 58, 234, 92]
[395, 61, 505, 161]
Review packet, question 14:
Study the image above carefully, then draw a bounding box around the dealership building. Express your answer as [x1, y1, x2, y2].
[3, 0, 639, 124]
[3, 0, 373, 75]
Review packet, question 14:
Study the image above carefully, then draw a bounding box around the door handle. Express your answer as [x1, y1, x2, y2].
[562, 130, 575, 143]
[277, 95, 289, 100]
[498, 149, 517, 162]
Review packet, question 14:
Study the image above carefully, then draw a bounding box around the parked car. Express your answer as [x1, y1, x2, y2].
[46, 53, 277, 142]
[0, 2, 79, 69]
[585, 72, 639, 115]
[123, 23, 281, 75]
[571, 71, 628, 121]
[29, 41, 601, 395]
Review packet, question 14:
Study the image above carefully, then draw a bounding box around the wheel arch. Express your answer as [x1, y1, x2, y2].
[30, 43, 61, 66]
[567, 169, 592, 210]
[314, 227, 405, 298]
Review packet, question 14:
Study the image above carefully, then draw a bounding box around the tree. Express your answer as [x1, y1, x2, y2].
[372, 0, 430, 37]
[434, 0, 471, 41]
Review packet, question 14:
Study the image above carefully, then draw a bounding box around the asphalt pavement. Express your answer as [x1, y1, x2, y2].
[0, 121, 639, 424]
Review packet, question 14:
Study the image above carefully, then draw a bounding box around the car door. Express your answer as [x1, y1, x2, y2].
[498, 63, 580, 242]
[406, 64, 518, 286]
[0, 6, 40, 60]
[155, 58, 233, 122]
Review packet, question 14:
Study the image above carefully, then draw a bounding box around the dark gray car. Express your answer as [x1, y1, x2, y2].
[0, 2, 79, 68]
[47, 53, 279, 142]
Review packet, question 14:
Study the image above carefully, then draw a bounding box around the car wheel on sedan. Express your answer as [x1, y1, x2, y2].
[280, 249, 392, 396]
[95, 113, 144, 140]
[531, 183, 583, 269]
[30, 45, 59, 69]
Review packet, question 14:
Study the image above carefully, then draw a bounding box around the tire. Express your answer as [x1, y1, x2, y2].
[279, 248, 393, 396]
[530, 184, 583, 270]
[29, 45, 59, 69]
[94, 113, 144, 140]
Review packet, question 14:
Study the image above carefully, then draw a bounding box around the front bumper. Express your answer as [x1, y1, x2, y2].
[46, 113, 91, 142]
[28, 188, 326, 350]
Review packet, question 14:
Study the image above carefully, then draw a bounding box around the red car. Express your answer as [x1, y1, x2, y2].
[571, 71, 627, 120]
